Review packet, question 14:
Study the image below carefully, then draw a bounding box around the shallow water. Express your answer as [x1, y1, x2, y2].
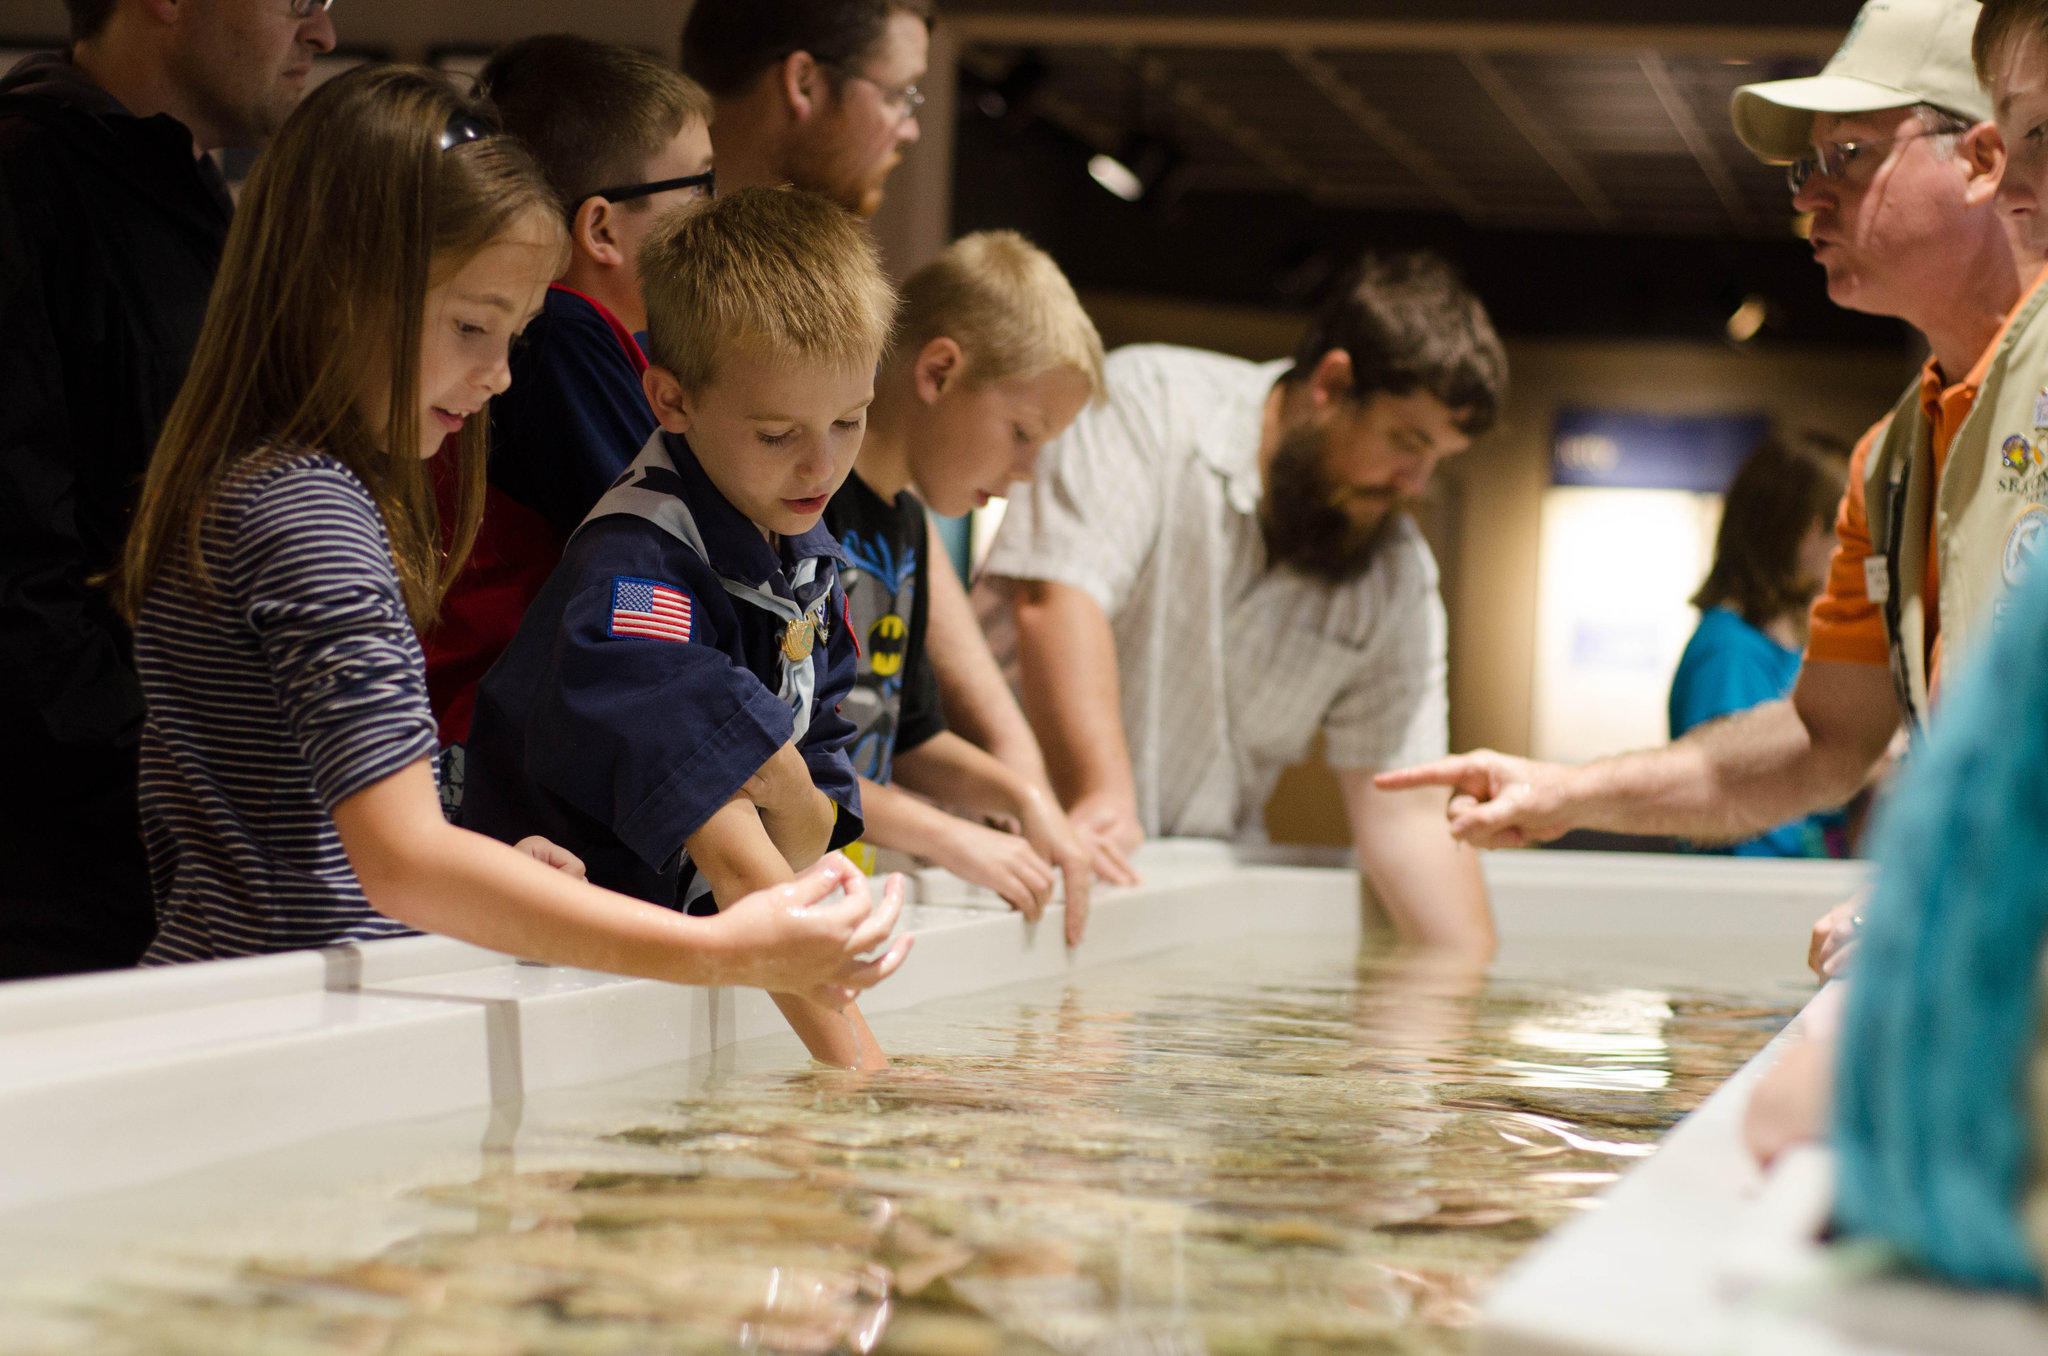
[4, 935, 1795, 1354]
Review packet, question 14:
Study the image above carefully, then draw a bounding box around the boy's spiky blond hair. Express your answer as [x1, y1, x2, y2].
[891, 231, 1104, 399]
[640, 187, 896, 390]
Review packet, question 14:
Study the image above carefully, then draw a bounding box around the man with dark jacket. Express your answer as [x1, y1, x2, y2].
[0, 0, 336, 978]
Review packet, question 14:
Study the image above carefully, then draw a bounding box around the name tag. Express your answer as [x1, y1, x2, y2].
[1862, 554, 1890, 606]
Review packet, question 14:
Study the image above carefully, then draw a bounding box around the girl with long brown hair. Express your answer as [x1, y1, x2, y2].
[113, 66, 909, 1012]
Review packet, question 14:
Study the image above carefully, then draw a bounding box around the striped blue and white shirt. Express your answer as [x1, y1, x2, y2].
[134, 450, 438, 963]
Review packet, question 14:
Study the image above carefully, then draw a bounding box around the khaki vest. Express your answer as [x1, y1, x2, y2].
[1866, 277, 2048, 728]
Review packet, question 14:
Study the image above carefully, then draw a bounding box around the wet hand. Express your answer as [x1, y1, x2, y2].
[515, 836, 586, 878]
[718, 853, 913, 1008]
[1373, 751, 1573, 849]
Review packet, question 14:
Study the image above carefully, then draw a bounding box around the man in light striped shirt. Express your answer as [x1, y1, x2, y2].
[977, 253, 1505, 955]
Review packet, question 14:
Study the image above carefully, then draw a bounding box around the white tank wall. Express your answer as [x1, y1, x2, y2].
[0, 843, 1857, 1222]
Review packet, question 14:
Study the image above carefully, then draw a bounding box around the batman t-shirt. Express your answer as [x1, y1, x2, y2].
[823, 471, 945, 784]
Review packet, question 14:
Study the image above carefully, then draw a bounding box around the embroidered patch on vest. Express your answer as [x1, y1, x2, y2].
[2032, 388, 2048, 432]
[2003, 507, 2048, 586]
[2003, 434, 2037, 475]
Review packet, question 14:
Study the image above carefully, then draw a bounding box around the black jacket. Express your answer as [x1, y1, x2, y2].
[0, 53, 231, 975]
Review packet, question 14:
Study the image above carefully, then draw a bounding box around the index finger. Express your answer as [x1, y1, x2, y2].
[1059, 854, 1091, 946]
[1061, 864, 1090, 946]
[1373, 757, 1490, 795]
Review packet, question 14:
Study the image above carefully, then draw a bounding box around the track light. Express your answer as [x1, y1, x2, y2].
[1726, 294, 1769, 344]
[1088, 134, 1178, 203]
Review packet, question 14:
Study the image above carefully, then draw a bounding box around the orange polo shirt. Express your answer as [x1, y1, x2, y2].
[1806, 271, 2048, 692]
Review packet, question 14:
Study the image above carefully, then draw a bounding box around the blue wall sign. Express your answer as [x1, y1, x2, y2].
[1551, 409, 1772, 493]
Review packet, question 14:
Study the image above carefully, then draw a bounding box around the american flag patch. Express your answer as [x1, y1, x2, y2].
[608, 576, 693, 643]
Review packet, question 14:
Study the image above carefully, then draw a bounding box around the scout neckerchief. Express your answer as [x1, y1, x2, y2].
[579, 430, 834, 740]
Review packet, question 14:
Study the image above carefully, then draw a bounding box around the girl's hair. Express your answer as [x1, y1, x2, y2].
[1692, 429, 1851, 630]
[116, 65, 567, 627]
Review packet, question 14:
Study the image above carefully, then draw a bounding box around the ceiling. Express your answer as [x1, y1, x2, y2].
[1, 1, 1855, 239]
[3, 0, 1894, 340]
[946, 8, 1849, 239]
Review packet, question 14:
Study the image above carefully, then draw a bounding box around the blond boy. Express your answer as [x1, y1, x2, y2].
[823, 232, 1121, 943]
[463, 188, 898, 1068]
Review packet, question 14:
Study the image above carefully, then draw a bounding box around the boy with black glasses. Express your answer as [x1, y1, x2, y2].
[426, 35, 716, 777]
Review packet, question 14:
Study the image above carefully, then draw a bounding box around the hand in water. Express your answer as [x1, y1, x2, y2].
[1374, 751, 1576, 849]
[515, 836, 586, 878]
[715, 853, 913, 1008]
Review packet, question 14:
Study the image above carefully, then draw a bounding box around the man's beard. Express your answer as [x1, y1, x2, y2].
[791, 136, 898, 218]
[1257, 423, 1401, 583]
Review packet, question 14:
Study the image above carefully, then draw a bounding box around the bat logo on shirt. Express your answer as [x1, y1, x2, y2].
[867, 613, 908, 678]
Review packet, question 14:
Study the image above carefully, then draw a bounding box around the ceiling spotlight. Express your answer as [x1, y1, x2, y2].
[1088, 134, 1178, 203]
[1726, 294, 1769, 344]
[1089, 153, 1145, 201]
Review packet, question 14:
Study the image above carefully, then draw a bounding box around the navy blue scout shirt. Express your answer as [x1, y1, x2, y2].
[489, 285, 657, 537]
[462, 430, 863, 912]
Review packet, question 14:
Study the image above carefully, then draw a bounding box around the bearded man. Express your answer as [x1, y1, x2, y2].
[975, 253, 1507, 955]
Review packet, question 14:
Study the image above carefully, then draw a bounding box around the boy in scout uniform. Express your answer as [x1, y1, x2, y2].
[462, 189, 895, 1068]
[1381, 0, 2048, 977]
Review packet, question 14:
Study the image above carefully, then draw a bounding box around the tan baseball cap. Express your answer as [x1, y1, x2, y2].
[1730, 0, 1991, 163]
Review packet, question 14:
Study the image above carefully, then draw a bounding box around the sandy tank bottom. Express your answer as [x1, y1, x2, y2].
[0, 930, 1804, 1355]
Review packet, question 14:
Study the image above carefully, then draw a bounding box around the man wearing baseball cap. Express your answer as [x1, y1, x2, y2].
[1380, 0, 2047, 976]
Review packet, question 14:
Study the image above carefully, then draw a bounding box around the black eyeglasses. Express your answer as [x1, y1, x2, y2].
[286, 0, 333, 16]
[1786, 130, 1944, 192]
[586, 168, 717, 205]
[438, 111, 494, 152]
